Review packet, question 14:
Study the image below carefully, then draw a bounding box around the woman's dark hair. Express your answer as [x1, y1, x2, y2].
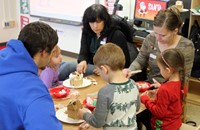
[154, 5, 182, 31]
[157, 48, 185, 101]
[18, 21, 58, 58]
[82, 4, 112, 36]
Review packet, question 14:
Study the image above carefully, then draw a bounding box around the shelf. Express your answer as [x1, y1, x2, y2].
[187, 77, 200, 106]
[187, 93, 200, 106]
[188, 0, 200, 37]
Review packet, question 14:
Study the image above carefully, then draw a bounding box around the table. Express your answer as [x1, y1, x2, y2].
[53, 75, 146, 130]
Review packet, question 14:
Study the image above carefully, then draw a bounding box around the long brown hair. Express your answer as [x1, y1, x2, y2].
[157, 49, 185, 101]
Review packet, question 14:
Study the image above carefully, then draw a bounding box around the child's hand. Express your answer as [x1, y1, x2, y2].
[78, 121, 90, 130]
[140, 91, 149, 104]
[146, 89, 158, 99]
[151, 78, 161, 88]
[122, 68, 132, 78]
[93, 68, 100, 75]
[78, 108, 89, 119]
[141, 91, 149, 97]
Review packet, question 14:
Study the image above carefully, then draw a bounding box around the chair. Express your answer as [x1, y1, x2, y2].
[180, 123, 200, 130]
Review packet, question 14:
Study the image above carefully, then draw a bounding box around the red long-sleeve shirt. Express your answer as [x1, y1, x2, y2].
[141, 81, 185, 130]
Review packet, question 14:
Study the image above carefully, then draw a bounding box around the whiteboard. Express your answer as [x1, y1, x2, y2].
[29, 0, 96, 25]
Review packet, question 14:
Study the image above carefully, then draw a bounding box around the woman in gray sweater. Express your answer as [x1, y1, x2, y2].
[123, 6, 194, 130]
[124, 6, 194, 84]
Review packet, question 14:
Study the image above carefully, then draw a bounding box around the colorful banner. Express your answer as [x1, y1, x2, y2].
[20, 0, 29, 14]
[20, 15, 29, 30]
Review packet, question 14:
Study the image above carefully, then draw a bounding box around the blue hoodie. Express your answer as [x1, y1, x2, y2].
[0, 40, 62, 130]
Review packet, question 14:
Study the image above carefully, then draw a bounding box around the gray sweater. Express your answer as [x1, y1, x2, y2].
[83, 79, 140, 130]
[129, 33, 194, 83]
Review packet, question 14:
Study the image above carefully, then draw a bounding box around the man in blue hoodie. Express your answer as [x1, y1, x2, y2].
[0, 22, 62, 130]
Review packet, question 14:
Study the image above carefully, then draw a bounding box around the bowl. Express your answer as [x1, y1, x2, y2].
[136, 81, 151, 92]
[49, 86, 70, 98]
[83, 97, 97, 111]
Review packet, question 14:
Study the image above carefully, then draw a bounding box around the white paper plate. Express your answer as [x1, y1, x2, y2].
[63, 78, 92, 88]
[56, 107, 91, 124]
[56, 107, 84, 124]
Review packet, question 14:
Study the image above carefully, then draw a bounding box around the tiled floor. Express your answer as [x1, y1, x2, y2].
[62, 55, 200, 129]
[186, 103, 200, 126]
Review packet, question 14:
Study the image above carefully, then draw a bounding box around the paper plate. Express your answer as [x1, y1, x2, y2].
[56, 107, 91, 124]
[63, 78, 92, 89]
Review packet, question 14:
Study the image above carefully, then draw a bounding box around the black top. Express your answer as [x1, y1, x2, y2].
[78, 28, 130, 68]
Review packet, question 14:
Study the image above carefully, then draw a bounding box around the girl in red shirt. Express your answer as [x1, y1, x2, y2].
[141, 48, 186, 130]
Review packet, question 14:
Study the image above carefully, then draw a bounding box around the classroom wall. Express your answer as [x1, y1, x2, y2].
[28, 0, 135, 54]
[0, 0, 135, 54]
[0, 0, 191, 54]
[0, 0, 19, 43]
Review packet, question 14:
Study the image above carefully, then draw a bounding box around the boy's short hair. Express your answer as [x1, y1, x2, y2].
[93, 43, 125, 70]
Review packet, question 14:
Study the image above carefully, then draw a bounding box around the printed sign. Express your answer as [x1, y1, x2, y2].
[20, 0, 29, 14]
[135, 0, 167, 21]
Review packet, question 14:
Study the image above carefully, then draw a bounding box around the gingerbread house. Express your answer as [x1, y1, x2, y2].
[67, 100, 83, 119]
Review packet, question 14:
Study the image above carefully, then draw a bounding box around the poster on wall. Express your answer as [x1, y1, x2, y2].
[20, 16, 29, 30]
[20, 0, 30, 30]
[20, 0, 29, 14]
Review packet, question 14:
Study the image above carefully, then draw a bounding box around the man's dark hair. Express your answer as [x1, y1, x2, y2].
[18, 21, 58, 57]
